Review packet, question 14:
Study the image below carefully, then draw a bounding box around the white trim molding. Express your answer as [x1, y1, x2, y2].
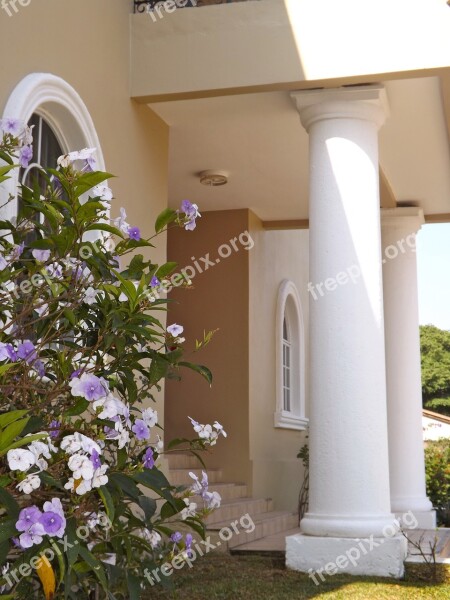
[274, 279, 308, 430]
[1, 73, 105, 219]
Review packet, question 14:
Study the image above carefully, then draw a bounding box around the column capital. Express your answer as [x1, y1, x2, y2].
[381, 207, 425, 234]
[291, 84, 389, 132]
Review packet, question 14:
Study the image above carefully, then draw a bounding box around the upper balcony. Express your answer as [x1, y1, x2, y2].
[130, 0, 450, 103]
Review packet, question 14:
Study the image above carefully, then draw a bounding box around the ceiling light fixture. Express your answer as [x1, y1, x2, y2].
[199, 170, 228, 186]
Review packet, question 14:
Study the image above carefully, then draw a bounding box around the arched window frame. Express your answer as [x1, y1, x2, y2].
[274, 279, 308, 430]
[1, 73, 105, 220]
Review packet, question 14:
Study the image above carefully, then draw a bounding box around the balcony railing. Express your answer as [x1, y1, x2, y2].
[134, 0, 258, 14]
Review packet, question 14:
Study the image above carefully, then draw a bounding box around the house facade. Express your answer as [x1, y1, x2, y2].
[1, 0, 449, 578]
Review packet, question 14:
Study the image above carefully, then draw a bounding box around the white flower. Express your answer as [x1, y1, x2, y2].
[65, 477, 93, 496]
[203, 490, 221, 510]
[139, 529, 162, 549]
[141, 408, 158, 428]
[68, 453, 95, 481]
[7, 449, 36, 472]
[83, 287, 100, 305]
[167, 324, 184, 337]
[112, 207, 129, 234]
[92, 184, 113, 201]
[57, 147, 96, 168]
[91, 465, 108, 488]
[60, 433, 101, 456]
[94, 394, 127, 420]
[16, 473, 41, 494]
[34, 303, 49, 317]
[213, 421, 227, 438]
[36, 458, 49, 472]
[0, 256, 7, 271]
[116, 429, 130, 449]
[181, 499, 197, 520]
[28, 439, 52, 461]
[155, 435, 164, 452]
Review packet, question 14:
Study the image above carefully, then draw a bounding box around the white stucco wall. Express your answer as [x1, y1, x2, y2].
[423, 416, 450, 441]
[249, 212, 310, 511]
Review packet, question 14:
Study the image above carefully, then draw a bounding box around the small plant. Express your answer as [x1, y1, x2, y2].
[0, 119, 226, 599]
[296, 439, 309, 525]
[424, 438, 450, 526]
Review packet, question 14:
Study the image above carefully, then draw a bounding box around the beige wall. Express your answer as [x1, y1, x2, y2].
[248, 212, 309, 511]
[165, 209, 252, 485]
[0, 0, 169, 420]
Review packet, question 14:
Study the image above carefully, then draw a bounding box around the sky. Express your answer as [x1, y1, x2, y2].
[417, 223, 450, 331]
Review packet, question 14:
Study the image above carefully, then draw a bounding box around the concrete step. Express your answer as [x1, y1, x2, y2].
[208, 482, 248, 501]
[166, 452, 203, 470]
[208, 511, 298, 550]
[170, 468, 223, 486]
[205, 497, 274, 525]
[231, 527, 301, 556]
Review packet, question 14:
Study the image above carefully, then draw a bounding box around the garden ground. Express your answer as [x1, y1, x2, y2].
[146, 553, 450, 599]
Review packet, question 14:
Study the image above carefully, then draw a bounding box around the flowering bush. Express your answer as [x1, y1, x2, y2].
[0, 120, 224, 598]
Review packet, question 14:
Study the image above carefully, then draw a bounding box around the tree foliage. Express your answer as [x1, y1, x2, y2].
[420, 325, 450, 416]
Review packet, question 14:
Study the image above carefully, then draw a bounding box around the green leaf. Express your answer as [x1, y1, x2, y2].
[74, 171, 114, 197]
[179, 361, 213, 386]
[156, 262, 177, 279]
[0, 475, 11, 488]
[109, 473, 141, 500]
[0, 410, 28, 430]
[0, 432, 48, 457]
[133, 468, 171, 491]
[51, 539, 66, 584]
[0, 519, 16, 544]
[155, 208, 177, 233]
[0, 488, 19, 518]
[85, 223, 124, 237]
[0, 364, 15, 378]
[0, 417, 30, 452]
[77, 545, 108, 590]
[98, 485, 115, 523]
[138, 496, 157, 522]
[64, 397, 89, 417]
[126, 572, 141, 600]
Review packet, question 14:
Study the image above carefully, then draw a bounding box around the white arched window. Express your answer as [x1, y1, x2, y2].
[1, 73, 105, 220]
[274, 280, 307, 430]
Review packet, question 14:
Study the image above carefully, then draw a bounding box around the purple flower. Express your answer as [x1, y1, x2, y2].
[70, 368, 82, 380]
[33, 359, 45, 377]
[69, 373, 108, 401]
[10, 243, 24, 262]
[171, 531, 182, 544]
[6, 344, 17, 362]
[90, 449, 102, 469]
[127, 226, 141, 241]
[32, 249, 51, 262]
[42, 498, 66, 538]
[132, 419, 150, 441]
[39, 511, 63, 536]
[1, 117, 21, 136]
[49, 420, 60, 439]
[17, 340, 38, 364]
[180, 200, 201, 231]
[143, 447, 154, 469]
[19, 145, 33, 169]
[19, 522, 45, 549]
[16, 506, 42, 531]
[150, 276, 160, 288]
[185, 533, 194, 558]
[167, 323, 184, 337]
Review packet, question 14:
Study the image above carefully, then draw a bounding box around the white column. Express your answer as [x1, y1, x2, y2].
[286, 86, 407, 578]
[382, 208, 435, 528]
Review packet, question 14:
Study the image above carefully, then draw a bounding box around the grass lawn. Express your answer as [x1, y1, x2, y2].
[145, 553, 450, 599]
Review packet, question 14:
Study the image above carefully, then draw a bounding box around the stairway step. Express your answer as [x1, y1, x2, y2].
[231, 527, 301, 555]
[205, 497, 273, 525]
[169, 468, 223, 486]
[207, 511, 298, 550]
[166, 453, 202, 470]
[209, 482, 248, 501]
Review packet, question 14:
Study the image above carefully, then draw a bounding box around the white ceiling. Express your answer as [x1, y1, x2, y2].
[150, 76, 450, 221]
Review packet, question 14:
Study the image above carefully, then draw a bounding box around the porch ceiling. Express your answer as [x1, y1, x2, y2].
[149, 75, 450, 221]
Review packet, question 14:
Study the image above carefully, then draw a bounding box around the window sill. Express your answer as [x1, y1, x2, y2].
[274, 411, 309, 431]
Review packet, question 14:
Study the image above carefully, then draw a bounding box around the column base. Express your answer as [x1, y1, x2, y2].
[286, 534, 408, 579]
[394, 510, 436, 530]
